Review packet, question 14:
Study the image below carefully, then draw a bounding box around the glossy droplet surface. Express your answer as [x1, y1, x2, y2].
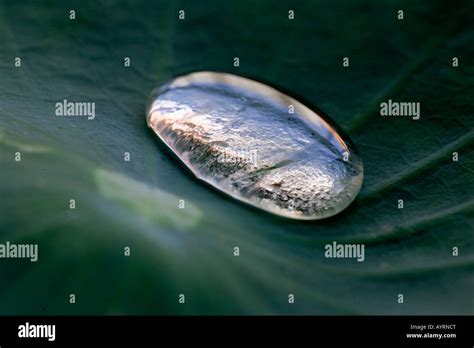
[147, 72, 363, 220]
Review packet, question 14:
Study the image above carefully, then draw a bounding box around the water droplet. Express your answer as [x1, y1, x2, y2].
[147, 72, 363, 220]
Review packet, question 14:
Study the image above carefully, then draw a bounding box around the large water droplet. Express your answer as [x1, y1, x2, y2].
[147, 72, 363, 220]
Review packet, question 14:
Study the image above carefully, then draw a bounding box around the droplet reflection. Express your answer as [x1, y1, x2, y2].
[147, 72, 363, 220]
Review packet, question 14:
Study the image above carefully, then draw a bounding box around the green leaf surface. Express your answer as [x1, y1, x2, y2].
[0, 0, 473, 314]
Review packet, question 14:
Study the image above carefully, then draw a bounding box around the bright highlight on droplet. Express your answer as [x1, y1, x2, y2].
[146, 72, 363, 220]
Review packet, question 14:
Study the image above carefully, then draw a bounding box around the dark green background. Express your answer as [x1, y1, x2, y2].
[0, 0, 473, 314]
